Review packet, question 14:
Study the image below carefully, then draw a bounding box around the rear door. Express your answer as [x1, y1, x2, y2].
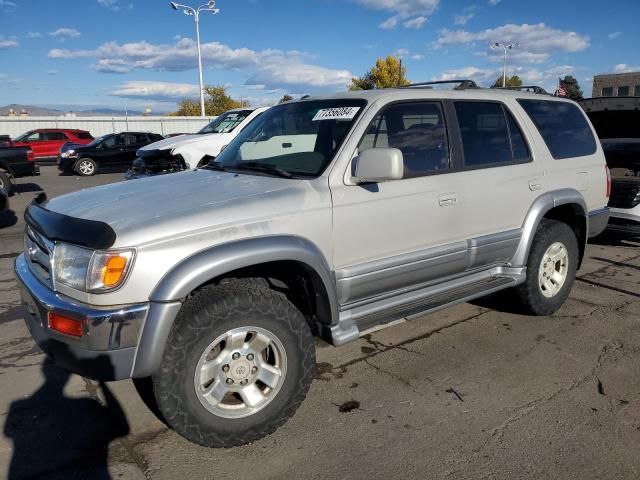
[42, 131, 69, 157]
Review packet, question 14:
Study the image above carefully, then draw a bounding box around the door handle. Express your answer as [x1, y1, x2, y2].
[282, 142, 292, 148]
[528, 180, 543, 191]
[438, 193, 458, 207]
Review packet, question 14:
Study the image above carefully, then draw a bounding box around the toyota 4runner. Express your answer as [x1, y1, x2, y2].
[16, 81, 609, 448]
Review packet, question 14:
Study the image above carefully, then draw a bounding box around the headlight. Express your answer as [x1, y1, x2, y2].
[60, 150, 76, 158]
[52, 242, 135, 293]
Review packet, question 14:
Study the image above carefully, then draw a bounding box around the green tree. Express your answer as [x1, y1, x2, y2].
[278, 94, 294, 104]
[560, 75, 583, 100]
[492, 75, 523, 88]
[173, 85, 249, 116]
[350, 55, 410, 90]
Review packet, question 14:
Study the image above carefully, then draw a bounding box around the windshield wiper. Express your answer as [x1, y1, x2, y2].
[232, 162, 293, 179]
[202, 162, 228, 172]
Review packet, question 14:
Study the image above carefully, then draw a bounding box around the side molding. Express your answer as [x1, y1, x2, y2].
[150, 235, 338, 319]
[511, 188, 587, 267]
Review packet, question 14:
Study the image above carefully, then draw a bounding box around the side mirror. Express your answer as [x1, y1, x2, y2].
[353, 148, 404, 183]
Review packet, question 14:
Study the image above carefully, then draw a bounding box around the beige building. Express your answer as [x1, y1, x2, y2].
[592, 72, 640, 97]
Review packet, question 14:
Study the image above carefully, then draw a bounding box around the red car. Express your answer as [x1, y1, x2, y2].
[12, 129, 93, 160]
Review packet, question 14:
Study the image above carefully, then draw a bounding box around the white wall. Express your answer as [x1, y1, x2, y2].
[0, 116, 216, 138]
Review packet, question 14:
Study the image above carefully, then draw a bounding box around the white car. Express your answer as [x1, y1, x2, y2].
[126, 107, 269, 178]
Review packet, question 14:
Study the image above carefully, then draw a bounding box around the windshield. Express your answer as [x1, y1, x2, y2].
[87, 135, 110, 147]
[211, 100, 366, 178]
[199, 110, 253, 134]
[14, 131, 34, 142]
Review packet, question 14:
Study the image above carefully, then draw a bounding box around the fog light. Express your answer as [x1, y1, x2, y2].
[48, 312, 85, 337]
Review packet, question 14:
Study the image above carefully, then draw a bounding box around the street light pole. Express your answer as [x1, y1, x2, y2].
[170, 1, 220, 118]
[491, 42, 519, 88]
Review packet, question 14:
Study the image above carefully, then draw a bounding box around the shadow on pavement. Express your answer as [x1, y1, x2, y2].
[12, 183, 43, 195]
[0, 209, 18, 229]
[589, 230, 640, 248]
[3, 356, 130, 480]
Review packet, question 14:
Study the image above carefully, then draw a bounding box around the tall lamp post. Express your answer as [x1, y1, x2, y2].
[170, 1, 220, 117]
[491, 42, 519, 88]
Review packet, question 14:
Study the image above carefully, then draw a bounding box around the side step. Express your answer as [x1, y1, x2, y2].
[329, 269, 524, 346]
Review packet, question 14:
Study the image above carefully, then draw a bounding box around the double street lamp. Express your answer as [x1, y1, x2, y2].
[491, 42, 519, 88]
[170, 1, 220, 117]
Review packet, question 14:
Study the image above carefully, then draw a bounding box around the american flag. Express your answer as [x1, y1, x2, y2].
[555, 78, 567, 97]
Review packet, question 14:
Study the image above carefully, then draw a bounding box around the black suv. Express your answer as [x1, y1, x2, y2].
[58, 132, 164, 176]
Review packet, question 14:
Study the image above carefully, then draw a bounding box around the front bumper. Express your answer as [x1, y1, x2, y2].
[15, 253, 148, 380]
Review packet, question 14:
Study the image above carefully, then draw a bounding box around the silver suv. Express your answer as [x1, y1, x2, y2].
[16, 81, 610, 448]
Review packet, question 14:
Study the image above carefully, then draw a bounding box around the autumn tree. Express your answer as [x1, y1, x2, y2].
[492, 75, 523, 88]
[560, 75, 584, 101]
[350, 55, 410, 90]
[173, 85, 249, 116]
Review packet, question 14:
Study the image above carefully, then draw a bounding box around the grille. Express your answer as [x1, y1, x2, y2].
[609, 179, 640, 209]
[24, 227, 54, 287]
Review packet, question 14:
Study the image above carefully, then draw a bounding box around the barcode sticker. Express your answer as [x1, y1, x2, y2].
[312, 107, 360, 121]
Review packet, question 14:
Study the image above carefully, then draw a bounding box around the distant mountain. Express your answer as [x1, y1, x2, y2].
[0, 104, 166, 117]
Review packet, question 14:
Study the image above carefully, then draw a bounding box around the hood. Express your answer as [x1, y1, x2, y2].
[139, 133, 227, 152]
[43, 170, 313, 247]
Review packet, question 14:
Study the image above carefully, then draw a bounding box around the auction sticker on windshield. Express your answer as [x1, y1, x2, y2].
[312, 107, 360, 121]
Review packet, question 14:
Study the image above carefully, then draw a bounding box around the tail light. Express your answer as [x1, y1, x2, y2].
[27, 148, 35, 162]
[605, 166, 611, 198]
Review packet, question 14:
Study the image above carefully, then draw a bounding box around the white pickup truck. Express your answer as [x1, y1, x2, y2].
[126, 107, 269, 178]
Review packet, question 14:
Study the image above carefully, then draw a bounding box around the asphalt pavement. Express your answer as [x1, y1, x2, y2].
[1, 167, 640, 479]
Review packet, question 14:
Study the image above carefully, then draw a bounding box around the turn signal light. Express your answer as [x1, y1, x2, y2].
[48, 312, 84, 337]
[102, 255, 128, 287]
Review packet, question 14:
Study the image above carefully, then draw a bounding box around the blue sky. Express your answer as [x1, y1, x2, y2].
[0, 0, 638, 112]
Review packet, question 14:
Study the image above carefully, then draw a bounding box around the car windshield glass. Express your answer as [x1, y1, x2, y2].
[14, 132, 33, 142]
[199, 110, 253, 134]
[87, 135, 109, 147]
[211, 100, 366, 178]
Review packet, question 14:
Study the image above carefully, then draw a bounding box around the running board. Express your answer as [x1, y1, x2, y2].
[329, 268, 525, 346]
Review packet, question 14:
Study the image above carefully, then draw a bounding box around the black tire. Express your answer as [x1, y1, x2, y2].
[74, 158, 98, 176]
[512, 219, 579, 315]
[0, 171, 12, 195]
[153, 281, 315, 448]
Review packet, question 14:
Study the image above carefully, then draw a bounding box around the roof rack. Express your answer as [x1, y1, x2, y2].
[491, 85, 550, 95]
[398, 80, 479, 90]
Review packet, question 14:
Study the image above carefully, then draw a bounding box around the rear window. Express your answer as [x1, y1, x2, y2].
[455, 101, 531, 167]
[518, 100, 597, 160]
[75, 131, 93, 139]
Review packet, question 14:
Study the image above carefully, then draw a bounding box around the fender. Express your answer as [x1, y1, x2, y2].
[511, 188, 588, 268]
[133, 236, 338, 378]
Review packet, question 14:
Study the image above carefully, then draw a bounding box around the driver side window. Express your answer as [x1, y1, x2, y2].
[358, 102, 450, 179]
[103, 136, 117, 148]
[25, 132, 42, 142]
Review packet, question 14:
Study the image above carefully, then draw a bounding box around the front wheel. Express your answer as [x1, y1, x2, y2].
[153, 281, 315, 448]
[75, 158, 97, 176]
[512, 219, 579, 315]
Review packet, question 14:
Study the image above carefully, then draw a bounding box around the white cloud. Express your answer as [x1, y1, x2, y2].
[454, 6, 476, 26]
[488, 0, 501, 5]
[48, 70, 59, 76]
[394, 48, 410, 58]
[97, 0, 132, 11]
[0, 36, 18, 48]
[49, 28, 81, 40]
[614, 64, 640, 73]
[354, 0, 438, 30]
[0, 0, 16, 10]
[411, 54, 425, 60]
[49, 38, 353, 93]
[111, 81, 200, 101]
[26, 32, 43, 39]
[0, 73, 7, 79]
[608, 31, 623, 40]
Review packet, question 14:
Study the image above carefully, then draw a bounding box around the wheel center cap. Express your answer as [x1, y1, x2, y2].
[229, 358, 252, 381]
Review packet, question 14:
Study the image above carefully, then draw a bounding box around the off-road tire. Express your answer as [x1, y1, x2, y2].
[0, 171, 12, 195]
[75, 158, 98, 176]
[513, 219, 579, 315]
[153, 281, 315, 448]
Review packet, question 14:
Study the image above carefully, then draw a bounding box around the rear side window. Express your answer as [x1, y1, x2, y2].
[518, 100, 597, 159]
[135, 134, 149, 144]
[454, 101, 531, 167]
[359, 101, 450, 178]
[75, 131, 93, 139]
[45, 132, 67, 141]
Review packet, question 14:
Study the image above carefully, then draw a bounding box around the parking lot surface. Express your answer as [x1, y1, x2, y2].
[1, 167, 640, 479]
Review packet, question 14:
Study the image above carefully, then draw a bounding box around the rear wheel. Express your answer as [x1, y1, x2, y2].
[75, 158, 97, 176]
[153, 281, 315, 448]
[0, 171, 12, 195]
[512, 219, 579, 315]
